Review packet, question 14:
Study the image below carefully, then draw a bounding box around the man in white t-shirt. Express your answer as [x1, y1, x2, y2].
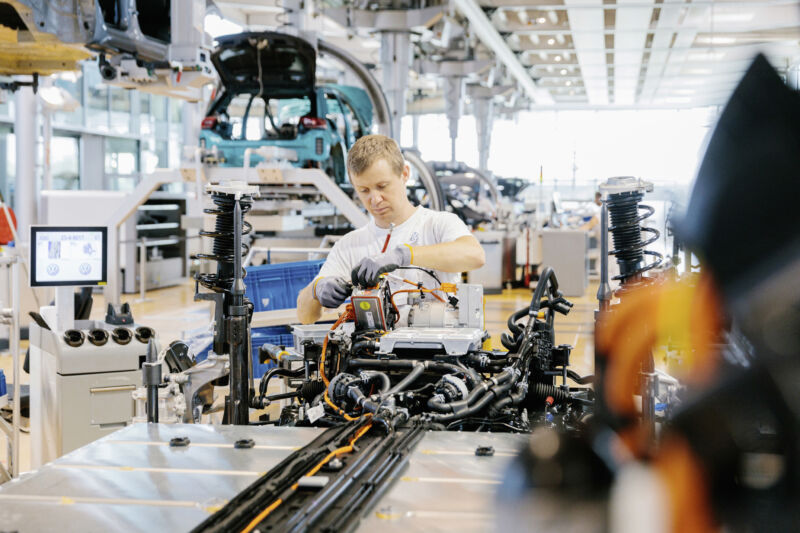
[297, 135, 486, 324]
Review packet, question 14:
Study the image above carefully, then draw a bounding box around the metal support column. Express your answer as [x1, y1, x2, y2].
[473, 96, 494, 172]
[443, 76, 464, 162]
[380, 32, 411, 141]
[14, 85, 37, 242]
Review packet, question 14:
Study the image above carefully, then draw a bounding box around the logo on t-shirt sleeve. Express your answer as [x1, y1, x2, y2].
[409, 231, 419, 243]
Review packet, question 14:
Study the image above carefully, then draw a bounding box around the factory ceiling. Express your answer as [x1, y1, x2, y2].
[215, 0, 800, 110]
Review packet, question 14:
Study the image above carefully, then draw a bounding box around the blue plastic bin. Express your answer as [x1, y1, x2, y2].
[194, 325, 294, 378]
[245, 260, 325, 312]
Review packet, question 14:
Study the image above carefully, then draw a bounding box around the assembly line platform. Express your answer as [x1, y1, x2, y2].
[0, 423, 528, 532]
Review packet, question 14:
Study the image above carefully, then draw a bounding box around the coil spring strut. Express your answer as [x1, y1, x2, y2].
[197, 191, 253, 292]
[603, 178, 663, 282]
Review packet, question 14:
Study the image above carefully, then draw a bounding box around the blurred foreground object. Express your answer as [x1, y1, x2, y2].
[500, 54, 800, 533]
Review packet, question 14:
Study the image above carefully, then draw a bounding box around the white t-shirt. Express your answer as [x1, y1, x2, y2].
[318, 206, 473, 304]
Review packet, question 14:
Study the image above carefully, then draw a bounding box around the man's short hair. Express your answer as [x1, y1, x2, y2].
[347, 134, 405, 178]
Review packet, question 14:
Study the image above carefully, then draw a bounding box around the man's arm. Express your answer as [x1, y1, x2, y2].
[410, 235, 485, 272]
[297, 282, 323, 325]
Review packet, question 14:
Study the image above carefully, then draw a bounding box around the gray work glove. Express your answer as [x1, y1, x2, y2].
[313, 277, 352, 308]
[351, 245, 412, 288]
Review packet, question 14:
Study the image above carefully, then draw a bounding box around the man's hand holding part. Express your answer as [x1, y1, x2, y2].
[351, 245, 412, 288]
[313, 277, 352, 308]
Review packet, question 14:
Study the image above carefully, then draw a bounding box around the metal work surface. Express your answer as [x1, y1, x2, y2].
[0, 423, 527, 532]
[0, 423, 323, 533]
[356, 431, 529, 533]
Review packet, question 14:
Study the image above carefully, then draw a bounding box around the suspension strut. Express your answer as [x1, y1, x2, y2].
[595, 177, 662, 442]
[196, 181, 258, 425]
[601, 177, 663, 283]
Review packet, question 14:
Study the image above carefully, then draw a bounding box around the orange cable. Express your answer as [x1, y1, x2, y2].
[320, 304, 354, 387]
[390, 288, 446, 310]
[240, 422, 373, 533]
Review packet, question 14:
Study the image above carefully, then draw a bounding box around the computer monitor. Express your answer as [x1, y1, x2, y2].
[30, 226, 108, 287]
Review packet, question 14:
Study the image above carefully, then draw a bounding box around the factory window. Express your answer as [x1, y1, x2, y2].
[170, 98, 182, 123]
[51, 136, 80, 190]
[139, 93, 154, 136]
[151, 94, 168, 122]
[52, 71, 83, 126]
[85, 65, 109, 130]
[0, 94, 10, 119]
[104, 138, 139, 191]
[109, 87, 132, 134]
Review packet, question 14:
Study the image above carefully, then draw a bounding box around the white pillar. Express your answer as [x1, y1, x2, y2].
[380, 32, 411, 141]
[14, 85, 37, 243]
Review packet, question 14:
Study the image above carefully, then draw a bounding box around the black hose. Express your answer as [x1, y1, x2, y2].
[347, 359, 481, 389]
[501, 332, 520, 351]
[428, 369, 515, 414]
[507, 307, 528, 337]
[488, 385, 528, 416]
[567, 370, 594, 385]
[359, 370, 391, 394]
[387, 363, 424, 395]
[352, 340, 377, 354]
[530, 267, 559, 316]
[256, 367, 305, 402]
[429, 380, 514, 422]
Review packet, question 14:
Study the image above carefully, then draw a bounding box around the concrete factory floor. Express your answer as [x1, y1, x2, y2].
[0, 278, 598, 475]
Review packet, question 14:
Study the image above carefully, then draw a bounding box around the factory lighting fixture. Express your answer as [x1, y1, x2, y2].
[547, 38, 555, 45]
[560, 68, 568, 75]
[547, 10, 558, 24]
[555, 34, 566, 45]
[539, 51, 548, 61]
[566, 80, 572, 86]
[697, 36, 737, 45]
[496, 10, 508, 24]
[712, 12, 755, 23]
[536, 16, 547, 24]
[688, 51, 725, 61]
[529, 34, 541, 45]
[686, 68, 713, 75]
[518, 9, 529, 24]
[554, 55, 562, 62]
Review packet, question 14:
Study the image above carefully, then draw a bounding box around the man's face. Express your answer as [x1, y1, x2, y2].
[350, 158, 410, 226]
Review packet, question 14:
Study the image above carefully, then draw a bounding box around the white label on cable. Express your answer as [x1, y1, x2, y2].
[307, 404, 325, 423]
[366, 312, 375, 329]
